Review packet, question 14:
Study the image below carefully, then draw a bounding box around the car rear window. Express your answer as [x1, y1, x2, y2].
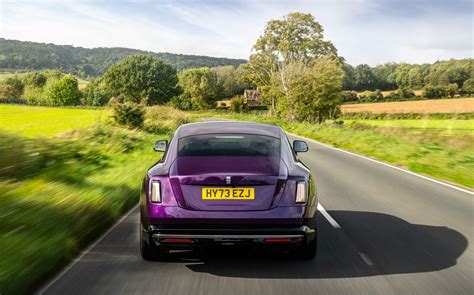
[178, 134, 280, 157]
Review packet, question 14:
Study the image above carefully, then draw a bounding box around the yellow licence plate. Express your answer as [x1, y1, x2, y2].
[202, 188, 255, 200]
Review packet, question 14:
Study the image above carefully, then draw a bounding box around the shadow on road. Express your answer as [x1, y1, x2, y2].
[182, 210, 467, 279]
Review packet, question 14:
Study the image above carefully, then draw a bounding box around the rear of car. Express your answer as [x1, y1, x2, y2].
[139, 122, 317, 260]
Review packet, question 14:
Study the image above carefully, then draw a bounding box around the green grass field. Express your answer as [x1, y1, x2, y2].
[0, 105, 189, 294]
[0, 105, 110, 137]
[195, 110, 474, 188]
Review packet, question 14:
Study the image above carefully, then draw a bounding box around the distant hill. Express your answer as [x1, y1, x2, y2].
[0, 38, 246, 78]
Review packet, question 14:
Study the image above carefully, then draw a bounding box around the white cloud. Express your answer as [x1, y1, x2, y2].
[0, 0, 471, 65]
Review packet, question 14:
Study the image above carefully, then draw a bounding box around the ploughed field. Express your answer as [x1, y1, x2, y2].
[341, 97, 474, 114]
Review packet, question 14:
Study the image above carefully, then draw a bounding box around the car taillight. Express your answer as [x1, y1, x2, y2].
[295, 181, 307, 203]
[150, 180, 161, 203]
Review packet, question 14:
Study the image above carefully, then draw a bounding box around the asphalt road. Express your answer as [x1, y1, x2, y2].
[40, 133, 473, 295]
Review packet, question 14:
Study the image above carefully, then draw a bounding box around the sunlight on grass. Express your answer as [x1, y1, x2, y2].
[0, 105, 110, 137]
[196, 110, 474, 188]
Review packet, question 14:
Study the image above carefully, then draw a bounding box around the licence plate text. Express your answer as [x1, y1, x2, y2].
[202, 188, 255, 200]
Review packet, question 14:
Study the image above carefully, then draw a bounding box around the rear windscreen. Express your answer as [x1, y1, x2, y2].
[178, 134, 280, 157]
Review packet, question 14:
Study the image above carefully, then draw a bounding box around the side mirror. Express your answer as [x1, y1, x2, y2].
[293, 140, 308, 153]
[153, 140, 168, 152]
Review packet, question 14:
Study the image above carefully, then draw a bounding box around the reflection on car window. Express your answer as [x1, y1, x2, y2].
[178, 134, 280, 157]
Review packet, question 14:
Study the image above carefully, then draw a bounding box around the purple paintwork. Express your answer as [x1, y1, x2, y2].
[139, 121, 317, 251]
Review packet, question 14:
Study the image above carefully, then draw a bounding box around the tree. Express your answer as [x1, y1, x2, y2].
[407, 67, 423, 89]
[445, 83, 458, 98]
[23, 72, 47, 87]
[1, 76, 24, 98]
[423, 84, 447, 99]
[82, 78, 112, 106]
[372, 63, 398, 90]
[273, 57, 343, 122]
[46, 75, 81, 106]
[211, 66, 247, 99]
[246, 12, 340, 112]
[175, 67, 220, 110]
[462, 78, 474, 95]
[353, 64, 377, 91]
[103, 55, 179, 105]
[342, 63, 356, 90]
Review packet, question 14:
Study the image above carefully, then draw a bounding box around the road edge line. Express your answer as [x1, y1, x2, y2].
[287, 132, 473, 195]
[317, 202, 341, 229]
[37, 204, 139, 294]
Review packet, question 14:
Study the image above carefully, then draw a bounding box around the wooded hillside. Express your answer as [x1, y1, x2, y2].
[0, 38, 246, 78]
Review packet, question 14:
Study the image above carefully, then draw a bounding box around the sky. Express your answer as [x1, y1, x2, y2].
[0, 0, 472, 66]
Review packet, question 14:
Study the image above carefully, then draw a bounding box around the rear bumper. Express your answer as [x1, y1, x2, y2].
[141, 205, 318, 227]
[143, 225, 316, 248]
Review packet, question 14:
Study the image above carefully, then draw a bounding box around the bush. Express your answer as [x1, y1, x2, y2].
[360, 89, 383, 102]
[422, 84, 458, 99]
[169, 94, 192, 110]
[340, 90, 358, 103]
[387, 88, 416, 100]
[229, 96, 248, 112]
[0, 76, 24, 98]
[112, 103, 145, 129]
[45, 75, 81, 106]
[23, 72, 47, 87]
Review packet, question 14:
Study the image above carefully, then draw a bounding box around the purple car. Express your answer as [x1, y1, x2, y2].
[140, 121, 317, 260]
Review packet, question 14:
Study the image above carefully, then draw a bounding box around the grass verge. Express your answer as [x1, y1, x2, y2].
[194, 110, 473, 189]
[0, 125, 163, 294]
[0, 104, 194, 294]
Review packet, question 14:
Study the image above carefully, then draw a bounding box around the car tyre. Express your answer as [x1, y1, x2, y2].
[294, 236, 317, 260]
[140, 225, 167, 261]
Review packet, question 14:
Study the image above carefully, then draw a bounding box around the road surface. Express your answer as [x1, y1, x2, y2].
[40, 132, 473, 294]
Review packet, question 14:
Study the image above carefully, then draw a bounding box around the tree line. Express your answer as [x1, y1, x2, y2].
[0, 38, 246, 78]
[0, 56, 251, 108]
[342, 59, 472, 91]
[1, 13, 472, 124]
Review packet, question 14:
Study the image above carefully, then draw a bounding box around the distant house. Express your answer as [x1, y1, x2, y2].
[243, 89, 260, 105]
[216, 88, 261, 107]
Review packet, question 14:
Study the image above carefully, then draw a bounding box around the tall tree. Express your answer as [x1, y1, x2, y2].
[246, 12, 340, 113]
[273, 57, 343, 122]
[103, 55, 179, 105]
[175, 67, 220, 110]
[353, 64, 377, 91]
[211, 65, 247, 99]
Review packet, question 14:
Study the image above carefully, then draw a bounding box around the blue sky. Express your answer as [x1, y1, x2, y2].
[0, 0, 472, 65]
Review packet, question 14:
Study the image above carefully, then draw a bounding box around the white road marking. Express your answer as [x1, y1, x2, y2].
[287, 132, 473, 195]
[37, 204, 139, 294]
[359, 252, 374, 266]
[317, 202, 341, 229]
[317, 201, 375, 266]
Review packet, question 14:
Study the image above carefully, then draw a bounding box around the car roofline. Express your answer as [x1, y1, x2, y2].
[177, 120, 283, 138]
